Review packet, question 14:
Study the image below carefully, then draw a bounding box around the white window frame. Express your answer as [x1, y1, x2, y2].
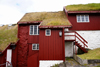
[32, 44, 39, 50]
[30, 25, 39, 35]
[45, 29, 51, 36]
[76, 15, 89, 22]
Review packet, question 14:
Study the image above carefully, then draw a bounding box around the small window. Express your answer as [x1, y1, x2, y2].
[76, 15, 89, 22]
[45, 29, 51, 36]
[30, 25, 39, 35]
[32, 44, 39, 50]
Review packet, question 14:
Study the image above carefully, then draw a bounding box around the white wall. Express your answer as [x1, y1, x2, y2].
[76, 31, 100, 49]
[65, 42, 73, 57]
[39, 60, 63, 67]
[6, 49, 12, 66]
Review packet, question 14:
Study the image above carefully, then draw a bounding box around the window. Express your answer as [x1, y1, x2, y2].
[77, 15, 89, 22]
[30, 25, 39, 35]
[45, 29, 51, 36]
[32, 44, 39, 50]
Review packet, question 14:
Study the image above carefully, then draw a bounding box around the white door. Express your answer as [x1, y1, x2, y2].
[6, 49, 12, 67]
[65, 42, 73, 57]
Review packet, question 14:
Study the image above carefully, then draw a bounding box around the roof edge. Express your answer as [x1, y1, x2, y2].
[67, 10, 100, 14]
[0, 40, 19, 55]
[39, 25, 72, 28]
[64, 7, 100, 14]
[17, 21, 42, 24]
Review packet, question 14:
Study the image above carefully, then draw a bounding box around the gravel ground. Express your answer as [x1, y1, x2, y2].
[52, 59, 100, 67]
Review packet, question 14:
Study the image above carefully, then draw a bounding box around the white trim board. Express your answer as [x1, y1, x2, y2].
[39, 60, 63, 67]
[6, 49, 12, 66]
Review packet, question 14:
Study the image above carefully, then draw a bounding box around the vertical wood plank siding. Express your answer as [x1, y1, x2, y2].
[39, 29, 64, 60]
[68, 13, 100, 30]
[18, 25, 39, 67]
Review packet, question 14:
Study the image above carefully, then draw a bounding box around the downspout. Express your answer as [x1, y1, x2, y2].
[17, 24, 20, 38]
[62, 28, 65, 62]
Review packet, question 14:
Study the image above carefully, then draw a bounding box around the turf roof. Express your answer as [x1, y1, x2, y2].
[0, 25, 18, 51]
[65, 3, 100, 11]
[19, 11, 71, 26]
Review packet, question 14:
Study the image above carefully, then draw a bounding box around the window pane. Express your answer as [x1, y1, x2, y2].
[30, 26, 33, 35]
[30, 25, 39, 35]
[46, 29, 51, 36]
[37, 44, 39, 49]
[38, 26, 39, 34]
[77, 15, 81, 22]
[33, 44, 36, 49]
[85, 15, 89, 22]
[34, 25, 37, 34]
[47, 30, 50, 35]
[81, 15, 84, 22]
[77, 15, 89, 22]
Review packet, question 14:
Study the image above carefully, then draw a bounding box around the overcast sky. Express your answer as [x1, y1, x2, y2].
[0, 0, 100, 25]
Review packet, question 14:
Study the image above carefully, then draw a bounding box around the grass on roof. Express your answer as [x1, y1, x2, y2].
[77, 48, 100, 59]
[19, 11, 71, 26]
[65, 3, 100, 11]
[41, 18, 70, 26]
[19, 11, 66, 22]
[0, 25, 18, 51]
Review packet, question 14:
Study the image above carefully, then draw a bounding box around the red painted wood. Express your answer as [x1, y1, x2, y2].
[2, 53, 6, 67]
[18, 21, 42, 24]
[0, 24, 40, 67]
[0, 45, 11, 67]
[27, 53, 39, 67]
[39, 29, 63, 60]
[67, 10, 100, 14]
[17, 24, 39, 67]
[28, 35, 39, 43]
[12, 48, 17, 67]
[26, 24, 39, 43]
[17, 24, 19, 38]
[64, 9, 100, 30]
[17, 25, 28, 67]
[28, 44, 39, 57]
[0, 55, 5, 67]
[11, 40, 19, 67]
[70, 13, 100, 30]
[62, 28, 65, 62]
[39, 30, 44, 59]
[0, 56, 1, 63]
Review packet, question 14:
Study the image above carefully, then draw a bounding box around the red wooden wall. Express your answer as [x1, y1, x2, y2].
[17, 24, 39, 67]
[17, 25, 28, 67]
[0, 42, 18, 67]
[0, 52, 6, 67]
[28, 35, 39, 43]
[39, 28, 64, 60]
[67, 13, 100, 30]
[27, 43, 39, 67]
[0, 24, 39, 67]
[12, 43, 18, 67]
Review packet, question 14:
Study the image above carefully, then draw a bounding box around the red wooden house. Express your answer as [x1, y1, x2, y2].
[0, 11, 88, 67]
[64, 3, 100, 49]
[0, 3, 100, 67]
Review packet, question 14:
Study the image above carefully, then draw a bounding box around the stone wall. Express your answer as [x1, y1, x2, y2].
[76, 31, 100, 49]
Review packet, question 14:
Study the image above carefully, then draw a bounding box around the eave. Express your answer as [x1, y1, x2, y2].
[64, 7, 100, 14]
[39, 25, 72, 28]
[0, 40, 19, 55]
[67, 10, 100, 14]
[17, 21, 42, 24]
